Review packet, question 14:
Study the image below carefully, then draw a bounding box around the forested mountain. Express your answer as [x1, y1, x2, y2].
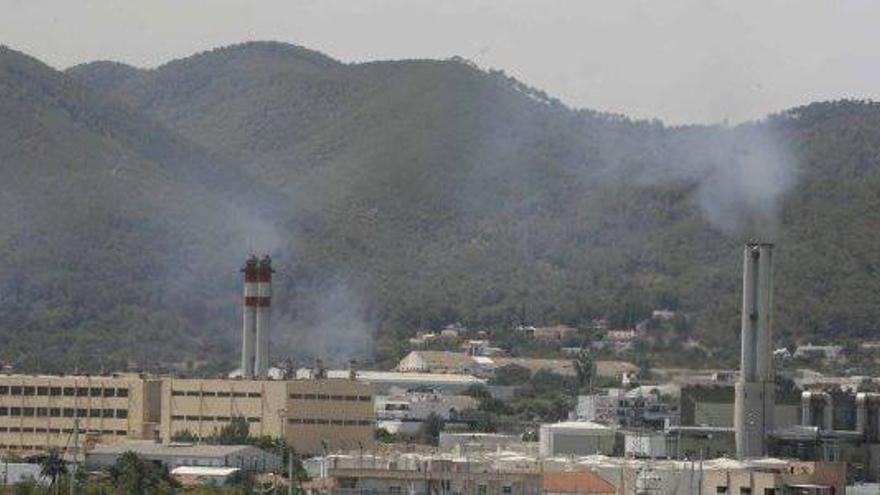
[0, 46, 275, 371]
[1, 41, 877, 372]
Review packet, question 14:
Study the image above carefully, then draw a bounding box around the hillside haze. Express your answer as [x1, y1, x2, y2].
[1, 41, 877, 372]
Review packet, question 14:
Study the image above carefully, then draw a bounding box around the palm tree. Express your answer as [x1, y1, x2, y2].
[39, 448, 67, 490]
[573, 349, 595, 394]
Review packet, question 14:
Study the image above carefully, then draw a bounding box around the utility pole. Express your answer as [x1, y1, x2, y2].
[287, 448, 294, 495]
[70, 419, 79, 495]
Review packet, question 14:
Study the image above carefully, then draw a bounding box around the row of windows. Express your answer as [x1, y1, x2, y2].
[287, 418, 373, 426]
[289, 393, 371, 402]
[170, 390, 261, 398]
[715, 487, 773, 495]
[0, 427, 127, 435]
[0, 407, 127, 419]
[0, 445, 66, 451]
[0, 386, 128, 398]
[170, 415, 260, 423]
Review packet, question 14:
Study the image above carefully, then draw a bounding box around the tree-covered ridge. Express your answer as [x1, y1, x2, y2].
[0, 43, 876, 373]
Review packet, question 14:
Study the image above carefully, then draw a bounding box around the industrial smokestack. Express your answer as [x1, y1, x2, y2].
[254, 255, 273, 379]
[735, 242, 775, 458]
[241, 255, 259, 379]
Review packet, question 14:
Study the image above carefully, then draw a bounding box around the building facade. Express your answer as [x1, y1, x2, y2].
[0, 373, 161, 455]
[160, 377, 375, 455]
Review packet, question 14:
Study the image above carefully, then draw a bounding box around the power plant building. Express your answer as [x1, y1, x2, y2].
[160, 377, 375, 455]
[0, 373, 161, 455]
[0, 374, 374, 457]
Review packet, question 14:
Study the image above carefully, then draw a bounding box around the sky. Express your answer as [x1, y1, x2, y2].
[2, 0, 879, 125]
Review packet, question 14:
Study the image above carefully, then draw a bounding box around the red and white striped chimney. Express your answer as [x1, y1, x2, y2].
[241, 255, 259, 379]
[254, 255, 273, 379]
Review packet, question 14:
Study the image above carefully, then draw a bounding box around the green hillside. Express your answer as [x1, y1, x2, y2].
[0, 46, 274, 371]
[1, 42, 877, 372]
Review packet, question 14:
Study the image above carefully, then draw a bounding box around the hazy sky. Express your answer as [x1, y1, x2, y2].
[3, 0, 878, 124]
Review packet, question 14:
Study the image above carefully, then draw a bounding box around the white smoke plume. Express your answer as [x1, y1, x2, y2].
[274, 281, 376, 368]
[694, 124, 796, 239]
[631, 121, 798, 240]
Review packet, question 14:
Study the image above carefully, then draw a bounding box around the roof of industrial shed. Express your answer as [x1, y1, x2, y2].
[89, 442, 266, 458]
[405, 351, 481, 367]
[328, 370, 486, 384]
[543, 471, 616, 494]
[542, 421, 614, 433]
[171, 466, 240, 476]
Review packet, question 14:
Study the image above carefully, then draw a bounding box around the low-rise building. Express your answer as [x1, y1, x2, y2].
[539, 421, 615, 457]
[533, 325, 578, 342]
[606, 329, 638, 342]
[304, 453, 542, 495]
[302, 450, 846, 495]
[578, 386, 681, 429]
[794, 344, 844, 360]
[651, 309, 676, 321]
[86, 441, 281, 472]
[438, 432, 527, 454]
[376, 392, 477, 422]
[624, 431, 668, 459]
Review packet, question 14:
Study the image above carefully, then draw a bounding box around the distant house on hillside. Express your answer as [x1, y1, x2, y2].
[533, 325, 578, 342]
[591, 318, 611, 332]
[595, 360, 639, 381]
[515, 325, 537, 337]
[794, 343, 843, 360]
[651, 309, 676, 321]
[492, 357, 576, 377]
[606, 329, 637, 342]
[408, 331, 438, 346]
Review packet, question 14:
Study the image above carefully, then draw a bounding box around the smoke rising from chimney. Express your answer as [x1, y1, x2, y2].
[694, 124, 796, 239]
[628, 120, 797, 240]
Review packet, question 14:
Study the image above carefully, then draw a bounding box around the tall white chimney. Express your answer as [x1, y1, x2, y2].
[254, 255, 273, 379]
[735, 242, 775, 458]
[241, 256, 258, 379]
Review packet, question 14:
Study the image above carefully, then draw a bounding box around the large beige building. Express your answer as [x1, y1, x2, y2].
[0, 374, 161, 455]
[160, 377, 375, 455]
[0, 374, 375, 457]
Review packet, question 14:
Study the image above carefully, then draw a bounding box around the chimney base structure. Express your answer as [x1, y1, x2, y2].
[734, 242, 775, 459]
